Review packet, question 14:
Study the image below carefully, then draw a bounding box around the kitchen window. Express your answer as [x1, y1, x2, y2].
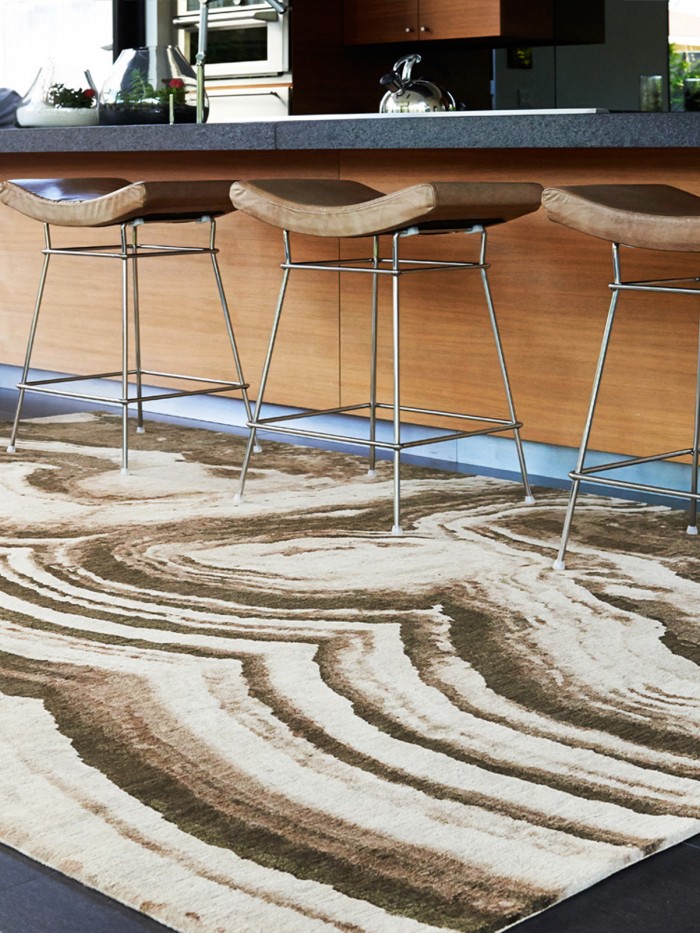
[0, 0, 113, 95]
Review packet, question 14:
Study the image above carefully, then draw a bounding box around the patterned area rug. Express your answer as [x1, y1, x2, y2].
[0, 413, 698, 933]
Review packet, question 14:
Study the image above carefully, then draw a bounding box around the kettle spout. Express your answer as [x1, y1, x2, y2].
[379, 71, 402, 92]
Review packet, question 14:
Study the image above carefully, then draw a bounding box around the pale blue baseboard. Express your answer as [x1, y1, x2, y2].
[0, 364, 694, 510]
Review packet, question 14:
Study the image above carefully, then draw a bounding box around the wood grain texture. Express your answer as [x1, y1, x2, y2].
[343, 0, 555, 44]
[343, 0, 418, 44]
[419, 0, 501, 40]
[1, 147, 699, 460]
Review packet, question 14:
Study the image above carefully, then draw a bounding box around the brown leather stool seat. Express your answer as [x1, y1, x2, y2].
[542, 183, 700, 252]
[229, 178, 542, 533]
[541, 183, 700, 568]
[0, 177, 235, 227]
[230, 178, 543, 237]
[0, 177, 253, 472]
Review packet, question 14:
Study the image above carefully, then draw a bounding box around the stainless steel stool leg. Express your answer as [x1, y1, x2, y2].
[553, 246, 622, 570]
[687, 312, 700, 535]
[130, 224, 145, 435]
[7, 211, 252, 476]
[7, 224, 52, 454]
[552, 474, 584, 572]
[391, 232, 403, 536]
[235, 234, 292, 504]
[120, 224, 130, 474]
[233, 226, 534, 535]
[479, 230, 534, 505]
[208, 219, 261, 454]
[368, 235, 379, 478]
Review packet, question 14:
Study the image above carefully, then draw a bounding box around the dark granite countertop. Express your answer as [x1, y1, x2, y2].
[0, 111, 698, 153]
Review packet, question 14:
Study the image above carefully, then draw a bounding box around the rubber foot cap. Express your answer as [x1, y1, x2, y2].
[234, 493, 243, 505]
[6, 445, 15, 454]
[136, 426, 146, 435]
[253, 445, 263, 454]
[120, 467, 129, 477]
[524, 495, 536, 505]
[391, 525, 403, 537]
[552, 559, 566, 571]
[367, 469, 377, 478]
[687, 525, 698, 536]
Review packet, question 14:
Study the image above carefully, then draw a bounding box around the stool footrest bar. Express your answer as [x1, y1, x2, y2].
[398, 423, 520, 449]
[247, 418, 521, 451]
[18, 375, 248, 407]
[19, 371, 247, 390]
[253, 404, 516, 429]
[281, 260, 484, 275]
[577, 448, 695, 475]
[374, 402, 515, 425]
[614, 282, 700, 296]
[254, 403, 372, 425]
[44, 245, 216, 259]
[569, 471, 700, 502]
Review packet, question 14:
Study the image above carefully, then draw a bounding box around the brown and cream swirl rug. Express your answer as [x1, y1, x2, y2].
[0, 412, 698, 933]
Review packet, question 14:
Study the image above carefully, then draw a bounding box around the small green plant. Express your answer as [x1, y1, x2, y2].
[115, 70, 187, 107]
[669, 43, 700, 111]
[46, 83, 96, 109]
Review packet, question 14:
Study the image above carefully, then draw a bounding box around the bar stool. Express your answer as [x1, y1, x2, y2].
[541, 183, 700, 569]
[230, 178, 542, 533]
[0, 177, 254, 472]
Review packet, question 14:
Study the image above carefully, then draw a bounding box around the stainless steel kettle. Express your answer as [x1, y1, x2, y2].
[379, 54, 456, 114]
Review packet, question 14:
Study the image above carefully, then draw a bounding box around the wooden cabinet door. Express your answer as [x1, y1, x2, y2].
[344, 0, 419, 45]
[344, 0, 555, 45]
[417, 0, 501, 40]
[416, 0, 553, 42]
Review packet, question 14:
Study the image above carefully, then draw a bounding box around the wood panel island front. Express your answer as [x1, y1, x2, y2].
[0, 111, 698, 489]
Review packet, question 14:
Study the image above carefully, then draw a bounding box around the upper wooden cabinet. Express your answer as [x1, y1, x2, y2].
[344, 0, 419, 44]
[344, 0, 595, 46]
[417, 0, 552, 42]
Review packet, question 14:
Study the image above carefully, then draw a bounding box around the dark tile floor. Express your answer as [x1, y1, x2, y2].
[0, 390, 698, 933]
[514, 837, 700, 933]
[0, 843, 170, 932]
[1, 836, 699, 933]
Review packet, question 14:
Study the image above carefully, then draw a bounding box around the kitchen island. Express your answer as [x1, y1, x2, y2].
[0, 111, 698, 486]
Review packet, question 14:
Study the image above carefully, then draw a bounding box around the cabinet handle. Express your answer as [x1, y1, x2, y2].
[420, 25, 429, 32]
[405, 26, 413, 32]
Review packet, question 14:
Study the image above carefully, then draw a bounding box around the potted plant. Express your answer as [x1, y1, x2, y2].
[98, 46, 204, 125]
[669, 44, 700, 111]
[16, 69, 99, 127]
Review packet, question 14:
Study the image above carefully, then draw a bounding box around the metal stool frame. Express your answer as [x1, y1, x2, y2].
[8, 215, 253, 473]
[236, 224, 534, 534]
[554, 241, 700, 569]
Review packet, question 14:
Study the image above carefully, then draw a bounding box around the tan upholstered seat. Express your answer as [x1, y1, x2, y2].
[229, 179, 543, 237]
[0, 177, 235, 227]
[541, 184, 700, 252]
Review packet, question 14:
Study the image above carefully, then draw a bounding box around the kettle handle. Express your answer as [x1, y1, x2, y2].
[392, 53, 422, 83]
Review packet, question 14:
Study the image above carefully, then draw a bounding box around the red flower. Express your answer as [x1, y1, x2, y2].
[168, 78, 185, 89]
[82, 88, 96, 99]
